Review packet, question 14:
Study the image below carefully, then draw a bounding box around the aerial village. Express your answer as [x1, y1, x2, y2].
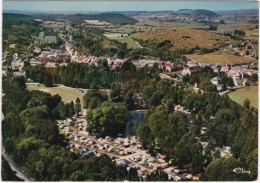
[2, 5, 258, 182]
[2, 17, 258, 182]
[3, 36, 258, 95]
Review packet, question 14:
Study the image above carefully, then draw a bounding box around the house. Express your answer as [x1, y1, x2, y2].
[228, 44, 238, 49]
[228, 68, 240, 78]
[211, 66, 219, 73]
[45, 62, 56, 68]
[246, 69, 258, 76]
[11, 60, 23, 71]
[34, 47, 41, 53]
[174, 64, 184, 71]
[240, 50, 249, 56]
[181, 66, 201, 75]
[60, 63, 68, 67]
[13, 53, 19, 60]
[198, 62, 211, 67]
[186, 60, 198, 67]
[133, 62, 141, 68]
[210, 77, 220, 85]
[220, 66, 230, 73]
[29, 59, 43, 66]
[216, 84, 223, 91]
[9, 44, 16, 48]
[241, 65, 249, 69]
[13, 71, 26, 77]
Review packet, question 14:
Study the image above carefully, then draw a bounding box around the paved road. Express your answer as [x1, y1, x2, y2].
[2, 148, 30, 182]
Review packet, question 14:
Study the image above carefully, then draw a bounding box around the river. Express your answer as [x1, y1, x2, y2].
[130, 110, 147, 125]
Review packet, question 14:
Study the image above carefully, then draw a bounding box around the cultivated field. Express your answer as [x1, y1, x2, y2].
[185, 50, 256, 65]
[84, 20, 110, 25]
[244, 29, 259, 41]
[135, 21, 209, 29]
[104, 33, 129, 38]
[213, 23, 255, 33]
[27, 84, 87, 104]
[132, 27, 236, 51]
[228, 86, 258, 108]
[42, 21, 66, 29]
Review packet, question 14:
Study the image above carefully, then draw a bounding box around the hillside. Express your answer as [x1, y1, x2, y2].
[33, 13, 138, 25]
[132, 27, 236, 52]
[174, 9, 220, 18]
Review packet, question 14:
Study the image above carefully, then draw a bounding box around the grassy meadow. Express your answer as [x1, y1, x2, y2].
[132, 27, 236, 51]
[185, 50, 256, 65]
[34, 31, 57, 45]
[27, 84, 88, 104]
[109, 37, 141, 48]
[228, 86, 258, 108]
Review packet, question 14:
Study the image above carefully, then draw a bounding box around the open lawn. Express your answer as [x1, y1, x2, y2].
[185, 50, 256, 65]
[228, 86, 258, 108]
[27, 84, 88, 104]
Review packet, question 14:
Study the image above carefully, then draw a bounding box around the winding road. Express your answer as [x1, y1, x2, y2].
[2, 147, 30, 182]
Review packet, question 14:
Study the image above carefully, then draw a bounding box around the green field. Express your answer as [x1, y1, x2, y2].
[44, 36, 57, 44]
[109, 37, 141, 48]
[228, 86, 258, 108]
[27, 84, 88, 104]
[103, 28, 134, 34]
[34, 31, 57, 45]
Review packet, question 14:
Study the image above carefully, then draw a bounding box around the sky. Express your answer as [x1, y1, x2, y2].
[3, 1, 259, 12]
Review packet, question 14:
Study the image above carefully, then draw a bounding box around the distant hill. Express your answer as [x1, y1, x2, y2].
[32, 13, 138, 25]
[132, 27, 236, 52]
[175, 9, 220, 18]
[215, 9, 259, 16]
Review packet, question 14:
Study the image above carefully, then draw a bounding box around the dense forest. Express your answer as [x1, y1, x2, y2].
[2, 13, 41, 54]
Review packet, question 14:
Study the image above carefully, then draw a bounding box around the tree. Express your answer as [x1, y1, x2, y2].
[86, 102, 130, 137]
[43, 73, 53, 87]
[173, 134, 195, 169]
[70, 171, 85, 181]
[166, 99, 174, 113]
[246, 148, 257, 180]
[134, 120, 139, 135]
[243, 98, 250, 109]
[137, 124, 154, 149]
[201, 157, 244, 181]
[75, 97, 81, 116]
[126, 121, 133, 138]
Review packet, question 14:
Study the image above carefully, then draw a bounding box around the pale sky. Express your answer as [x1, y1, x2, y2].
[3, 1, 259, 12]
